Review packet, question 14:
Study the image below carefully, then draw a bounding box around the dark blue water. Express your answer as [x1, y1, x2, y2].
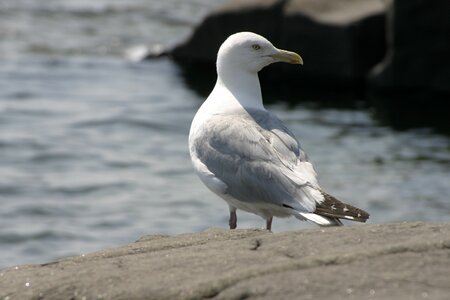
[1, 0, 449, 268]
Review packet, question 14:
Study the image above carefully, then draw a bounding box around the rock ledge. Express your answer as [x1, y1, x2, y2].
[1, 222, 449, 300]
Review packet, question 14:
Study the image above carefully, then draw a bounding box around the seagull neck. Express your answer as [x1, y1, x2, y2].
[216, 68, 264, 110]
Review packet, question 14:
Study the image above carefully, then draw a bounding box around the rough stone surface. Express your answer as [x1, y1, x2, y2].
[1, 222, 449, 300]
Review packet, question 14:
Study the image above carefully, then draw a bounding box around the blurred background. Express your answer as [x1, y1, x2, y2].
[0, 0, 449, 268]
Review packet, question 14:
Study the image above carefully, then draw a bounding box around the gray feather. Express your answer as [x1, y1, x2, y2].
[193, 108, 318, 212]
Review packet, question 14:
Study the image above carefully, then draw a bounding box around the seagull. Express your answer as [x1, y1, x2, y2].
[188, 32, 369, 230]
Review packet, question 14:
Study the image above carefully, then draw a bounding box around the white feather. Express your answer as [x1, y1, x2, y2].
[296, 213, 342, 226]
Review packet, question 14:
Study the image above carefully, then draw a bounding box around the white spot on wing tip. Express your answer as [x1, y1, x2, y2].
[344, 216, 354, 220]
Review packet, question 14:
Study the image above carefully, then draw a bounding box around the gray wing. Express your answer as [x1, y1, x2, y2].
[193, 109, 320, 212]
[248, 109, 307, 167]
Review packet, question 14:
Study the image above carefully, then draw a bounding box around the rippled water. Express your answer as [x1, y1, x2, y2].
[1, 0, 449, 268]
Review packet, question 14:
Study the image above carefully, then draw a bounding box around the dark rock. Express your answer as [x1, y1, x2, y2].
[171, 0, 285, 63]
[1, 222, 449, 299]
[368, 0, 450, 132]
[160, 0, 449, 131]
[279, 0, 386, 88]
[167, 0, 287, 100]
[169, 0, 386, 95]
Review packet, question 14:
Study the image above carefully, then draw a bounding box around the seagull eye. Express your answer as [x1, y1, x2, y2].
[251, 44, 261, 50]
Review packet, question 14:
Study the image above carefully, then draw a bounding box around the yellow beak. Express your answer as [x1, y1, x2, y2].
[270, 49, 303, 65]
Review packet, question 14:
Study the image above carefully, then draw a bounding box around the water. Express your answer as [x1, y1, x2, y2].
[1, 0, 449, 268]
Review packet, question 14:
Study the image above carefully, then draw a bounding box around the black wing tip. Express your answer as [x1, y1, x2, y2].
[315, 191, 370, 223]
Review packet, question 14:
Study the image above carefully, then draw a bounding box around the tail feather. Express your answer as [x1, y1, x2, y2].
[315, 192, 369, 222]
[296, 212, 343, 227]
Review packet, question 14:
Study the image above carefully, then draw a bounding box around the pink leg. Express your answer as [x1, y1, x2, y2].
[229, 210, 237, 229]
[266, 216, 273, 231]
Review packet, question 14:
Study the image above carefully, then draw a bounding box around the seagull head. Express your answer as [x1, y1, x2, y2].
[217, 32, 303, 74]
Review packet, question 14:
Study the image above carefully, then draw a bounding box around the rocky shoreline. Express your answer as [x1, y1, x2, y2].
[1, 222, 449, 299]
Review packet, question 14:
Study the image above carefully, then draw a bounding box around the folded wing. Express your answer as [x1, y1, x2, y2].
[192, 109, 323, 213]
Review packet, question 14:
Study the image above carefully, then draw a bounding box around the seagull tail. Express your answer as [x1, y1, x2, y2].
[295, 213, 343, 227]
[314, 191, 370, 223]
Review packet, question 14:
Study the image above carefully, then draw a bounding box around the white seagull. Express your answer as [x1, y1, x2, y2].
[189, 32, 369, 230]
